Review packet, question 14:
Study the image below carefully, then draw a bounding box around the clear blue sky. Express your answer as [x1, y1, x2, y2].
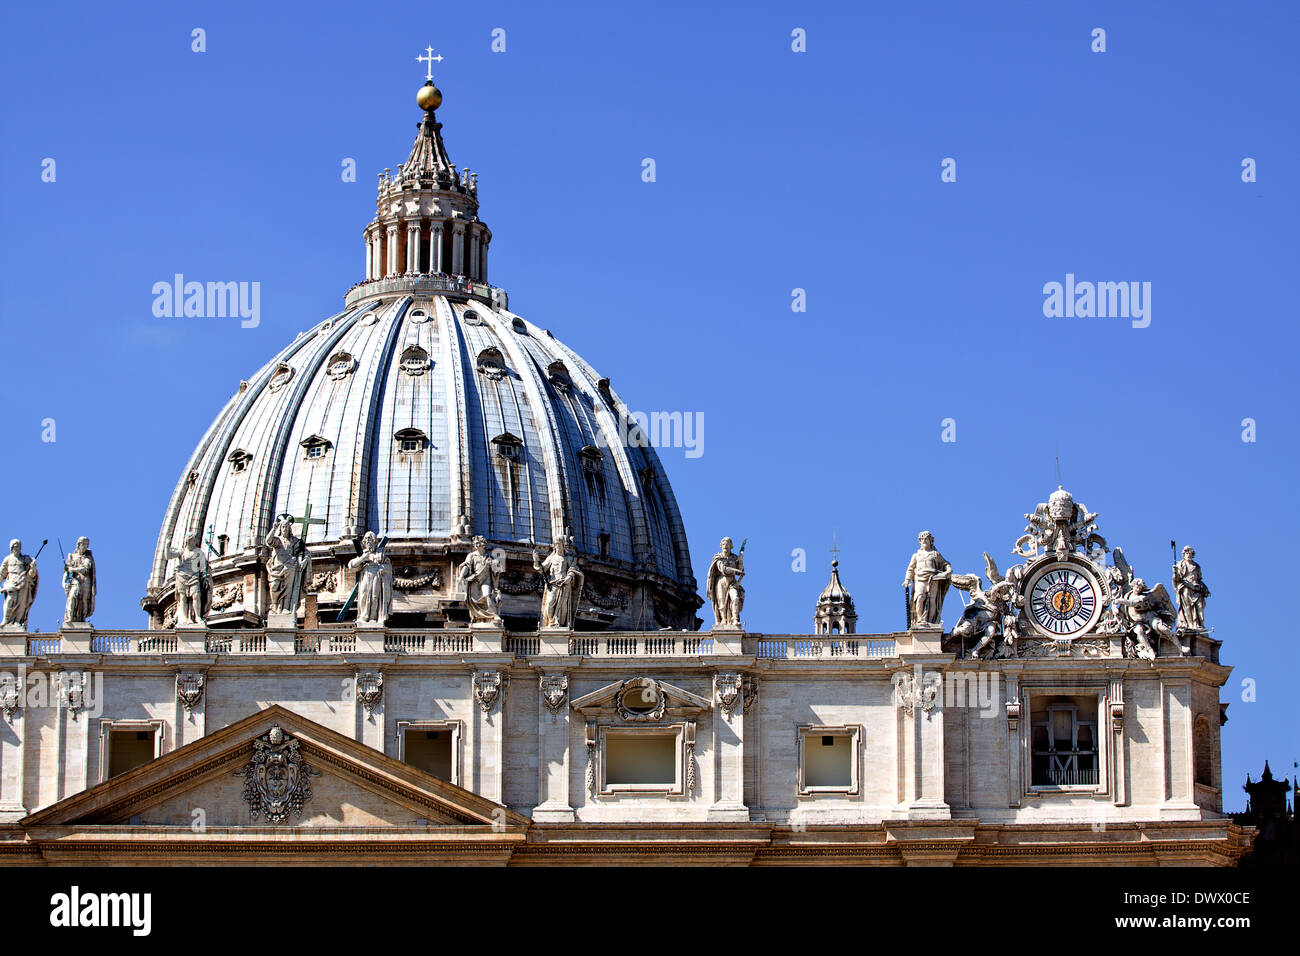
[1, 0, 1296, 808]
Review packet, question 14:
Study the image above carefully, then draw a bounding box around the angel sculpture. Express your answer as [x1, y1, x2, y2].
[951, 552, 1024, 659]
[1113, 577, 1184, 659]
[1096, 547, 1135, 636]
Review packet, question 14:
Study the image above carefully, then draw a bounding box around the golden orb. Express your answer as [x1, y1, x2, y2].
[417, 82, 442, 111]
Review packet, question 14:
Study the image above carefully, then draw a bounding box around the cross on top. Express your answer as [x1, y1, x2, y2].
[417, 45, 444, 82]
[830, 531, 840, 564]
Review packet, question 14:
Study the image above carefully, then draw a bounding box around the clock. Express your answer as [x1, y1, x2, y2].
[1024, 559, 1105, 637]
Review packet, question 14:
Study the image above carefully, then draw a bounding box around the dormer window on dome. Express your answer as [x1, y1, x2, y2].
[395, 427, 428, 455]
[399, 345, 431, 376]
[476, 347, 508, 381]
[547, 361, 572, 393]
[327, 352, 357, 380]
[227, 449, 252, 475]
[511, 317, 527, 335]
[578, 445, 604, 474]
[492, 432, 523, 462]
[301, 435, 333, 461]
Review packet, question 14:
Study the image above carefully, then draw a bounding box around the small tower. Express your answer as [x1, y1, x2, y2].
[814, 559, 857, 635]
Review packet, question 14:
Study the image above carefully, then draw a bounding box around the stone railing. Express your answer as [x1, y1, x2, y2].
[344, 274, 506, 310]
[2, 627, 906, 661]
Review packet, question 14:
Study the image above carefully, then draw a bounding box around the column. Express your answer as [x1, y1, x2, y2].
[370, 231, 382, 280]
[406, 223, 419, 276]
[479, 235, 489, 284]
[467, 229, 480, 281]
[412, 224, 423, 275]
[709, 672, 748, 820]
[893, 657, 951, 821]
[451, 222, 466, 276]
[363, 231, 373, 281]
[386, 224, 399, 277]
[430, 222, 444, 274]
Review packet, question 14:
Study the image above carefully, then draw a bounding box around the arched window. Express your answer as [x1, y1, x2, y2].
[511, 317, 528, 335]
[227, 449, 252, 475]
[327, 351, 356, 380]
[547, 360, 572, 393]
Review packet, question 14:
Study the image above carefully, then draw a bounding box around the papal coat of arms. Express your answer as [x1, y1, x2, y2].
[235, 724, 319, 823]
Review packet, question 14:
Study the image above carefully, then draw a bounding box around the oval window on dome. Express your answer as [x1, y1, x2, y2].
[317, 320, 334, 336]
[268, 363, 295, 392]
[462, 310, 482, 326]
[409, 308, 430, 324]
[511, 317, 528, 335]
[327, 352, 356, 380]
[476, 347, 508, 381]
[359, 311, 379, 326]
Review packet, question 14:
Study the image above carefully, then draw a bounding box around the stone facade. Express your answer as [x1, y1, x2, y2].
[0, 625, 1249, 865]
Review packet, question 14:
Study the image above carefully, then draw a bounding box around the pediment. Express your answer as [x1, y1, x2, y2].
[571, 677, 711, 719]
[21, 705, 528, 830]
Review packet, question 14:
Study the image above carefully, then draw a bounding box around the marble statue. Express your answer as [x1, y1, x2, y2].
[1114, 578, 1183, 659]
[1172, 546, 1210, 631]
[0, 539, 38, 629]
[706, 537, 745, 628]
[347, 531, 394, 625]
[952, 552, 1022, 658]
[459, 536, 502, 625]
[265, 515, 311, 616]
[62, 536, 96, 625]
[165, 530, 210, 626]
[903, 531, 950, 627]
[533, 535, 584, 629]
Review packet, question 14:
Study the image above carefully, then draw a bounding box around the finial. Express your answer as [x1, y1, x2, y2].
[417, 45, 445, 111]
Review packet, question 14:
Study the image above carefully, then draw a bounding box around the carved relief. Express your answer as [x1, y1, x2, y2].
[893, 672, 939, 718]
[474, 671, 507, 714]
[393, 567, 441, 591]
[615, 677, 666, 722]
[176, 672, 205, 716]
[0, 674, 19, 721]
[742, 675, 759, 714]
[715, 673, 741, 718]
[211, 583, 245, 610]
[585, 582, 629, 611]
[308, 573, 337, 594]
[235, 724, 319, 823]
[497, 571, 542, 596]
[60, 672, 85, 721]
[540, 674, 569, 718]
[356, 671, 383, 718]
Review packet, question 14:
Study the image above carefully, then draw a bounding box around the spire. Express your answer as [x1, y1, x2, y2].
[814, 555, 857, 635]
[401, 82, 462, 188]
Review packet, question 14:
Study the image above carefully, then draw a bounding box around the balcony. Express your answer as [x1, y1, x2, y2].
[344, 273, 506, 310]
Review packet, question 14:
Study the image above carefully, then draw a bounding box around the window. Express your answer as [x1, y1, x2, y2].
[268, 362, 294, 392]
[409, 308, 430, 324]
[227, 449, 251, 474]
[598, 725, 686, 794]
[476, 347, 507, 380]
[327, 352, 356, 379]
[394, 428, 428, 455]
[797, 725, 861, 794]
[511, 317, 528, 335]
[98, 720, 165, 782]
[492, 432, 523, 462]
[547, 360, 572, 393]
[300, 435, 332, 461]
[399, 345, 430, 375]
[396, 720, 461, 785]
[1031, 695, 1099, 787]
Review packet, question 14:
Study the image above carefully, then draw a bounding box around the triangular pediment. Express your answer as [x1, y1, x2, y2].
[21, 705, 528, 831]
[570, 677, 711, 717]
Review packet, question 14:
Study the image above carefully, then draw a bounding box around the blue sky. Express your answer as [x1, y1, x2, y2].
[1, 0, 1296, 808]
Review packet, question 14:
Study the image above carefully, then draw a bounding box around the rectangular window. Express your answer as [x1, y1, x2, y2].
[797, 724, 862, 795]
[606, 733, 676, 786]
[98, 720, 165, 782]
[395, 720, 461, 785]
[1030, 694, 1100, 787]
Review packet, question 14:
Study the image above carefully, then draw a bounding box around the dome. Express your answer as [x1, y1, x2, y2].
[143, 84, 700, 632]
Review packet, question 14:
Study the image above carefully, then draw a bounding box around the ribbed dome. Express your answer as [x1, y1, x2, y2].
[143, 83, 700, 631]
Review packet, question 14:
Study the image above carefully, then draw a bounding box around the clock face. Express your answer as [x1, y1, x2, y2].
[1026, 561, 1102, 637]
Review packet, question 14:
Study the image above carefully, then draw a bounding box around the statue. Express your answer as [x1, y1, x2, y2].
[458, 536, 502, 625]
[165, 530, 210, 626]
[1013, 488, 1104, 558]
[902, 531, 950, 627]
[347, 531, 394, 625]
[264, 515, 311, 617]
[533, 535, 584, 629]
[62, 536, 96, 625]
[706, 537, 745, 628]
[1114, 578, 1183, 659]
[952, 552, 1022, 658]
[0, 539, 38, 629]
[1172, 546, 1210, 631]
